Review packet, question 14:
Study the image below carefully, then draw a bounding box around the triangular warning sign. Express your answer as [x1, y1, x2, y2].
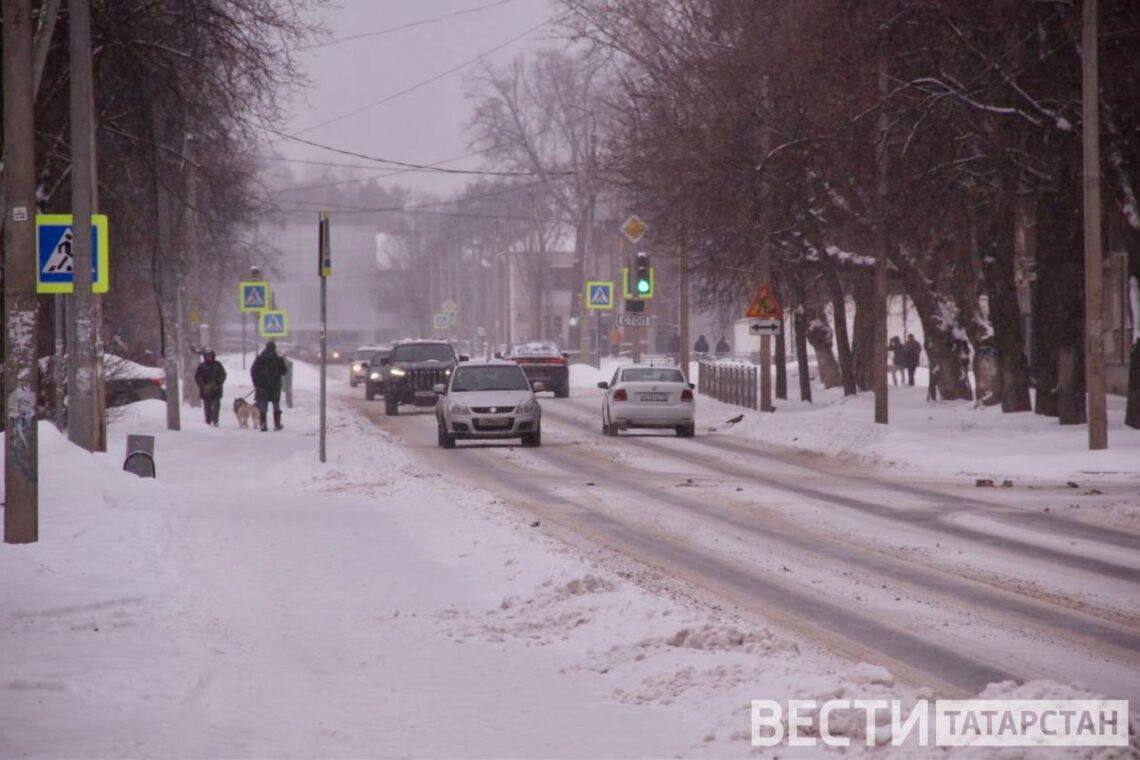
[43, 228, 75, 274]
[244, 287, 266, 308]
[745, 285, 782, 319]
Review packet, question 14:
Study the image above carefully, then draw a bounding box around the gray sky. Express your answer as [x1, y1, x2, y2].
[272, 0, 556, 198]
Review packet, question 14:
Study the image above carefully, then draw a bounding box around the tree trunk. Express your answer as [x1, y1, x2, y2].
[825, 265, 857, 395]
[793, 274, 811, 403]
[981, 205, 1032, 412]
[1034, 180, 1086, 423]
[851, 272, 875, 392]
[901, 270, 974, 401]
[772, 271, 788, 400]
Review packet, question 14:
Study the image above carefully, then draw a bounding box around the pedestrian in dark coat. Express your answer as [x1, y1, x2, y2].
[693, 334, 710, 354]
[194, 350, 226, 426]
[715, 336, 731, 356]
[251, 341, 289, 431]
[903, 334, 922, 386]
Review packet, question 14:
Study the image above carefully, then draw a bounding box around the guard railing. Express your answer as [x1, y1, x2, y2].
[697, 360, 757, 410]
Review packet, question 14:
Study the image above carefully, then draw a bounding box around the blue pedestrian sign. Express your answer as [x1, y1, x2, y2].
[239, 280, 269, 313]
[433, 313, 451, 330]
[35, 214, 110, 294]
[259, 309, 288, 338]
[585, 280, 614, 311]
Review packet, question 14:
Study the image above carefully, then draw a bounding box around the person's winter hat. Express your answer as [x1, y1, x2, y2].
[203, 349, 216, 360]
[266, 341, 277, 352]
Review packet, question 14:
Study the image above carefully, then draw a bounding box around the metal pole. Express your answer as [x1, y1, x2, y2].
[1082, 0, 1107, 450]
[242, 312, 247, 369]
[759, 77, 774, 412]
[319, 211, 329, 463]
[67, 0, 96, 450]
[3, 0, 39, 543]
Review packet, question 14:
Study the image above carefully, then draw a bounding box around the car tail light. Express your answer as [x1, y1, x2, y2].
[613, 389, 628, 402]
[681, 388, 694, 402]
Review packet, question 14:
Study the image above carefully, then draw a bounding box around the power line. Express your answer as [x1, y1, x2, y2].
[269, 130, 575, 177]
[286, 15, 556, 138]
[281, 175, 562, 213]
[298, 0, 522, 51]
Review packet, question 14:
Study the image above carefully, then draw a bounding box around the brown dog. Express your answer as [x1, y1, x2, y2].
[233, 398, 261, 429]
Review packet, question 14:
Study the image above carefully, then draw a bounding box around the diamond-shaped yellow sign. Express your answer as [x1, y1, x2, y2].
[620, 215, 648, 244]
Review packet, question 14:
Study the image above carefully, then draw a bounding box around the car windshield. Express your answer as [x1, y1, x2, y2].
[355, 349, 379, 360]
[511, 341, 560, 357]
[451, 366, 530, 392]
[392, 344, 454, 363]
[621, 368, 686, 384]
[369, 351, 390, 364]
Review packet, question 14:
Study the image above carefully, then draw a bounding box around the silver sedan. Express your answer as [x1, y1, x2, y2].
[436, 361, 543, 448]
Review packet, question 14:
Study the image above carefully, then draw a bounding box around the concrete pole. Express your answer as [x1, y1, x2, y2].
[873, 52, 891, 425]
[67, 0, 96, 450]
[3, 0, 40, 543]
[1082, 0, 1108, 450]
[679, 238, 691, 380]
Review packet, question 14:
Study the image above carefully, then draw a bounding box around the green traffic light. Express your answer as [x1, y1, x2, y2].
[637, 279, 650, 294]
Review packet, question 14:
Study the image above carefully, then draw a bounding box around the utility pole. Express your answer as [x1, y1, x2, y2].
[4, 0, 40, 543]
[873, 51, 891, 425]
[679, 238, 691, 378]
[759, 76, 774, 412]
[67, 0, 97, 450]
[153, 107, 181, 431]
[1082, 0, 1107, 450]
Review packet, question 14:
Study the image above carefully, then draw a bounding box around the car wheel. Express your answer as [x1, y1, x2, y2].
[522, 425, 541, 447]
[437, 419, 455, 449]
[365, 384, 375, 401]
[602, 408, 615, 436]
[676, 423, 695, 438]
[384, 395, 399, 416]
[555, 382, 569, 399]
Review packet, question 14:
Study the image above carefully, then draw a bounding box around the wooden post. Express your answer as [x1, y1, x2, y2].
[1082, 0, 1108, 450]
[3, 0, 39, 542]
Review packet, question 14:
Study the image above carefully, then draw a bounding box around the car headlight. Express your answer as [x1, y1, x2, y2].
[448, 401, 472, 416]
[370, 372, 381, 380]
[515, 398, 537, 415]
[389, 367, 406, 377]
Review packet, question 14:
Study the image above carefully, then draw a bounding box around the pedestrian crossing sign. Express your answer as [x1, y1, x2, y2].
[259, 309, 288, 338]
[239, 281, 269, 312]
[35, 214, 110, 294]
[433, 313, 451, 330]
[585, 280, 614, 310]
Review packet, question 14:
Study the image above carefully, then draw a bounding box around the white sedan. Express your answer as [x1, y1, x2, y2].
[598, 365, 695, 437]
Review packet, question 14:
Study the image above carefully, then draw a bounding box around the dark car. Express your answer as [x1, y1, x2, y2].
[378, 340, 466, 415]
[363, 347, 393, 400]
[504, 340, 570, 398]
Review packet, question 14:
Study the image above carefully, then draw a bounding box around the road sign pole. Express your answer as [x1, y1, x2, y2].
[242, 312, 247, 369]
[3, 0, 39, 543]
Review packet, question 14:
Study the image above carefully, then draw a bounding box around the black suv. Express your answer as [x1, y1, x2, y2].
[379, 340, 465, 415]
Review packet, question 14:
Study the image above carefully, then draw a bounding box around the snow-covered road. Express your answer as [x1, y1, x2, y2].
[353, 388, 1140, 706]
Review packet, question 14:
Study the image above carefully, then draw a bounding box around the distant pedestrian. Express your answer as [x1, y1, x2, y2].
[693, 334, 709, 354]
[251, 341, 289, 432]
[194, 350, 226, 427]
[715, 336, 731, 356]
[609, 328, 622, 357]
[888, 336, 905, 386]
[668, 332, 681, 355]
[904, 333, 922, 386]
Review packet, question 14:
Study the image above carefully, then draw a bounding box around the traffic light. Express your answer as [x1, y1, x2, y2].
[634, 252, 651, 296]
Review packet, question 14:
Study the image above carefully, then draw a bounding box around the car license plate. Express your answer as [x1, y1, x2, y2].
[639, 393, 669, 402]
[478, 417, 511, 428]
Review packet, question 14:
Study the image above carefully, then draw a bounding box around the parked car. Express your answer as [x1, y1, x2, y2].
[350, 345, 388, 388]
[378, 340, 467, 415]
[504, 340, 570, 398]
[598, 364, 695, 437]
[363, 346, 393, 400]
[435, 360, 542, 448]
